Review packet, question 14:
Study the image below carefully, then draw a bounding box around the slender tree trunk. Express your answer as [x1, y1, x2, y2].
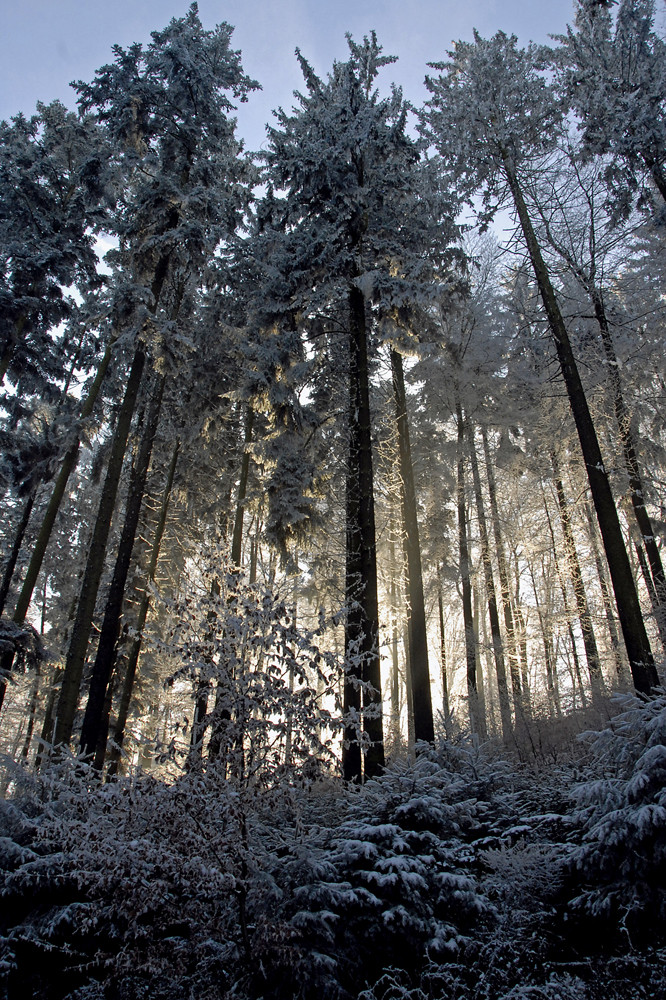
[551, 451, 605, 704]
[34, 665, 62, 769]
[437, 573, 451, 737]
[0, 493, 34, 616]
[390, 348, 434, 745]
[480, 426, 524, 723]
[207, 408, 255, 765]
[456, 401, 486, 739]
[20, 661, 41, 761]
[472, 585, 488, 733]
[528, 557, 561, 718]
[343, 285, 383, 781]
[230, 405, 255, 569]
[583, 500, 630, 685]
[590, 287, 666, 649]
[502, 151, 657, 693]
[53, 344, 147, 747]
[388, 529, 402, 751]
[467, 418, 512, 742]
[79, 373, 165, 760]
[541, 490, 588, 711]
[105, 441, 179, 777]
[0, 338, 116, 711]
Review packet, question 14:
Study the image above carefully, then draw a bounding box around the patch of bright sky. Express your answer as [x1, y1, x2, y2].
[1, 0, 576, 152]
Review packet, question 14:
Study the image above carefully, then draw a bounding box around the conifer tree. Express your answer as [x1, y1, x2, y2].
[258, 34, 460, 777]
[423, 31, 658, 693]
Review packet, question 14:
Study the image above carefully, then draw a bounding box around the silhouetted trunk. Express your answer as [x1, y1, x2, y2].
[20, 661, 41, 761]
[480, 426, 524, 723]
[343, 285, 383, 781]
[105, 441, 179, 778]
[79, 373, 165, 760]
[467, 418, 512, 742]
[207, 408, 255, 765]
[590, 287, 666, 650]
[437, 572, 451, 736]
[541, 488, 588, 710]
[390, 348, 434, 745]
[583, 499, 629, 685]
[0, 493, 34, 616]
[54, 344, 147, 747]
[34, 665, 62, 769]
[551, 451, 605, 704]
[528, 557, 561, 718]
[389, 529, 402, 750]
[502, 150, 657, 693]
[230, 405, 255, 568]
[0, 338, 116, 711]
[456, 401, 486, 739]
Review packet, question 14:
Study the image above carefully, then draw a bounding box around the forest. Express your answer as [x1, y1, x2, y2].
[0, 0, 665, 996]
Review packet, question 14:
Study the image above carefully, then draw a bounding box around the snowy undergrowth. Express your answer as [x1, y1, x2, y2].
[0, 697, 665, 999]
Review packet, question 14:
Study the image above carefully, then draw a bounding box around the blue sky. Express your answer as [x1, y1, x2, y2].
[0, 0, 576, 150]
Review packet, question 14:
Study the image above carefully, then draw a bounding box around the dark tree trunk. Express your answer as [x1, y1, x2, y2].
[79, 373, 165, 760]
[501, 151, 657, 693]
[480, 426, 525, 723]
[20, 660, 41, 761]
[590, 287, 666, 650]
[0, 339, 116, 711]
[105, 441, 179, 778]
[551, 451, 605, 704]
[467, 418, 512, 742]
[583, 500, 630, 685]
[528, 557, 561, 718]
[437, 571, 451, 736]
[390, 348, 434, 745]
[541, 487, 588, 710]
[456, 401, 486, 739]
[230, 405, 255, 569]
[0, 493, 34, 616]
[54, 344, 147, 747]
[207, 407, 255, 765]
[388, 529, 402, 751]
[343, 285, 383, 781]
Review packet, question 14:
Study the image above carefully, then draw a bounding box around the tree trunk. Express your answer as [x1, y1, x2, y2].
[583, 499, 630, 685]
[501, 151, 657, 693]
[0, 493, 34, 616]
[0, 338, 116, 711]
[551, 450, 605, 704]
[53, 344, 147, 747]
[590, 286, 666, 650]
[105, 441, 179, 777]
[541, 487, 588, 710]
[437, 572, 451, 737]
[207, 407, 255, 765]
[467, 418, 512, 742]
[230, 405, 255, 569]
[456, 401, 486, 739]
[388, 528, 402, 751]
[343, 285, 383, 781]
[390, 348, 434, 745]
[79, 373, 165, 760]
[480, 426, 525, 723]
[528, 557, 561, 718]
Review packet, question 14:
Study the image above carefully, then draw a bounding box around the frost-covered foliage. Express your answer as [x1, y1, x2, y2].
[551, 0, 666, 218]
[2, 710, 666, 999]
[568, 692, 666, 940]
[422, 31, 565, 227]
[159, 558, 340, 779]
[0, 100, 105, 389]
